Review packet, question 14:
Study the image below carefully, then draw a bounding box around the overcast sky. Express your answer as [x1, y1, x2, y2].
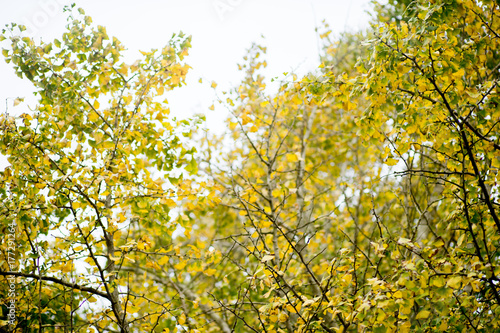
[0, 0, 374, 139]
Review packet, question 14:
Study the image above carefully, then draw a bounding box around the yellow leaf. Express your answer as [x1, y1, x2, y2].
[438, 320, 448, 331]
[118, 64, 128, 76]
[358, 301, 371, 312]
[205, 268, 217, 276]
[261, 255, 274, 263]
[209, 104, 214, 111]
[278, 313, 288, 323]
[211, 81, 217, 89]
[101, 141, 115, 149]
[431, 277, 445, 287]
[286, 153, 298, 163]
[302, 299, 315, 307]
[137, 241, 145, 250]
[397, 64, 408, 74]
[93, 100, 100, 109]
[123, 95, 133, 105]
[146, 261, 160, 269]
[342, 274, 352, 284]
[261, 220, 272, 228]
[446, 276, 462, 289]
[385, 158, 399, 166]
[399, 321, 411, 333]
[88, 112, 99, 122]
[393, 290, 403, 298]
[241, 114, 251, 125]
[156, 85, 165, 96]
[453, 68, 465, 78]
[178, 313, 186, 325]
[397, 238, 412, 245]
[84, 257, 95, 266]
[158, 256, 169, 265]
[13, 97, 24, 106]
[416, 310, 430, 319]
[174, 260, 186, 270]
[61, 261, 73, 273]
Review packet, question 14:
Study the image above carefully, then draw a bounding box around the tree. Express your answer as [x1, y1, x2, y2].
[0, 6, 205, 332]
[176, 0, 500, 331]
[355, 0, 500, 330]
[1, 0, 499, 332]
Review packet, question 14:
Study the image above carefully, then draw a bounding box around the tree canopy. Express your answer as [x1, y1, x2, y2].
[1, 1, 499, 332]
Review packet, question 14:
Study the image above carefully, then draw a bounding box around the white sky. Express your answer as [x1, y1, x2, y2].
[0, 0, 373, 150]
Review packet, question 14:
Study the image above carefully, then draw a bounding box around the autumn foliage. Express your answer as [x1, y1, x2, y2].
[1, 1, 500, 332]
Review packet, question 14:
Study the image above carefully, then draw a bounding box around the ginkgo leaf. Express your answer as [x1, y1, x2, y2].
[397, 238, 412, 245]
[157, 256, 169, 265]
[446, 276, 462, 289]
[88, 112, 99, 122]
[385, 158, 399, 166]
[261, 255, 274, 263]
[271, 188, 281, 198]
[13, 97, 24, 106]
[302, 299, 315, 307]
[416, 310, 431, 320]
[177, 313, 186, 325]
[286, 153, 298, 163]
